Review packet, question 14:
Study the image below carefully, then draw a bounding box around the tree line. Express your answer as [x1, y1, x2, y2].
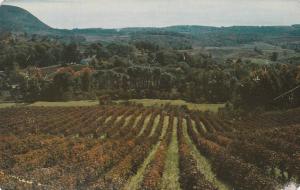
[1, 33, 300, 111]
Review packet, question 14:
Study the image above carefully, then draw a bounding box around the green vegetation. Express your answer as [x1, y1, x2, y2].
[28, 100, 98, 107]
[1, 30, 299, 112]
[0, 5, 51, 34]
[138, 114, 152, 136]
[182, 119, 230, 190]
[149, 115, 161, 137]
[117, 99, 225, 112]
[0, 102, 20, 108]
[1, 9, 300, 112]
[124, 116, 169, 190]
[36, 99, 221, 113]
[0, 100, 97, 108]
[161, 117, 181, 190]
[124, 139, 160, 190]
[2, 5, 300, 47]
[0, 100, 224, 115]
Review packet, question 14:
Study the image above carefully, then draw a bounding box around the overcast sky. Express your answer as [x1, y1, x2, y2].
[2, 0, 300, 29]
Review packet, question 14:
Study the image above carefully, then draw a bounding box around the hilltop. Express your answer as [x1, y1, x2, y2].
[0, 5, 52, 34]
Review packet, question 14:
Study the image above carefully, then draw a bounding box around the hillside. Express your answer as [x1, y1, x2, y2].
[0, 5, 52, 34]
[1, 5, 300, 46]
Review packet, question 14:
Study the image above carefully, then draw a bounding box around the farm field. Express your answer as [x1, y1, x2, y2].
[0, 105, 300, 190]
[0, 103, 19, 109]
[116, 99, 224, 112]
[0, 100, 224, 112]
[0, 101, 99, 108]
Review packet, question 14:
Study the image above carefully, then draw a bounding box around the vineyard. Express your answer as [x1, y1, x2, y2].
[0, 105, 299, 190]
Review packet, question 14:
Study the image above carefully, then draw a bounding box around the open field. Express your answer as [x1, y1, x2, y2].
[117, 99, 225, 112]
[0, 99, 224, 112]
[28, 100, 99, 107]
[0, 101, 99, 108]
[0, 105, 299, 189]
[0, 103, 19, 109]
[0, 101, 99, 109]
[204, 42, 300, 65]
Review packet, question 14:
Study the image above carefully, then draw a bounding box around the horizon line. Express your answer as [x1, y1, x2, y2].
[1, 4, 300, 30]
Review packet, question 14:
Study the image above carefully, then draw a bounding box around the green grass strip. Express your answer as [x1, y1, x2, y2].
[149, 115, 161, 137]
[132, 114, 142, 128]
[123, 115, 133, 128]
[160, 117, 181, 190]
[124, 116, 169, 190]
[104, 116, 112, 124]
[183, 118, 231, 190]
[137, 114, 152, 137]
[115, 115, 123, 124]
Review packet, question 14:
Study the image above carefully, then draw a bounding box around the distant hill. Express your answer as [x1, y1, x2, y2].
[0, 5, 53, 34]
[1, 5, 300, 46]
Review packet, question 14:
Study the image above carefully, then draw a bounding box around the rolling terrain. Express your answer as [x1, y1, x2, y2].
[1, 5, 300, 47]
[1, 4, 300, 190]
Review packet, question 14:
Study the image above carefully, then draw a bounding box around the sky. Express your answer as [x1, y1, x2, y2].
[1, 0, 300, 29]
